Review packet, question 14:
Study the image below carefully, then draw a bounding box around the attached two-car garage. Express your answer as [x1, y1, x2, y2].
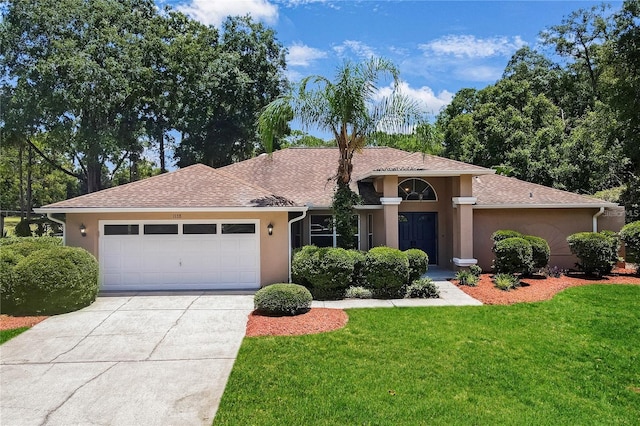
[99, 220, 260, 291]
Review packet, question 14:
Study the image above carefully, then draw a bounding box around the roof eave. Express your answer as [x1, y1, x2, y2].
[34, 206, 309, 214]
[473, 203, 619, 209]
[363, 170, 496, 178]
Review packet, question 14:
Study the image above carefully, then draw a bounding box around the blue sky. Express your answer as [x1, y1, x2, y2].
[167, 0, 621, 117]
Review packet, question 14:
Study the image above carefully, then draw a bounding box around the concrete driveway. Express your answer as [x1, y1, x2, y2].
[0, 294, 254, 426]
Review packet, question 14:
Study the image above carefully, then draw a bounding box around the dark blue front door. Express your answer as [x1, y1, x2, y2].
[399, 212, 438, 264]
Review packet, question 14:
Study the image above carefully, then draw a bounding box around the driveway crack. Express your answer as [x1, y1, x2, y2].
[39, 362, 119, 426]
[146, 296, 200, 360]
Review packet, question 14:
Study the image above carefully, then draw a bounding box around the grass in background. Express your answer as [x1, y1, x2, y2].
[0, 327, 29, 344]
[215, 285, 640, 425]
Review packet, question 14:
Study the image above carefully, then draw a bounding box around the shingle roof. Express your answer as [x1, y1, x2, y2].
[42, 164, 298, 209]
[220, 147, 409, 207]
[366, 152, 493, 175]
[473, 174, 612, 207]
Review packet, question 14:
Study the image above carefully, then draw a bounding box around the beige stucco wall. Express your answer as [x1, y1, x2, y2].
[66, 211, 291, 286]
[473, 207, 625, 271]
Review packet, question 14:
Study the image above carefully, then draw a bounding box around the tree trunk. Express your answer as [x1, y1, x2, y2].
[337, 147, 354, 185]
[18, 143, 25, 219]
[158, 127, 166, 173]
[26, 143, 33, 221]
[86, 161, 102, 193]
[130, 151, 139, 182]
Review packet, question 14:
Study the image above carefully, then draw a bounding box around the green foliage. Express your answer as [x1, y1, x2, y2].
[253, 283, 312, 316]
[1, 327, 30, 344]
[491, 229, 524, 244]
[455, 270, 478, 286]
[332, 183, 362, 249]
[4, 246, 99, 315]
[405, 249, 429, 283]
[469, 264, 483, 277]
[405, 278, 439, 299]
[291, 246, 361, 300]
[0, 236, 62, 249]
[0, 249, 24, 313]
[13, 220, 32, 237]
[344, 286, 373, 299]
[620, 221, 640, 270]
[567, 231, 619, 276]
[524, 235, 551, 269]
[363, 247, 409, 299]
[493, 273, 521, 291]
[493, 237, 534, 274]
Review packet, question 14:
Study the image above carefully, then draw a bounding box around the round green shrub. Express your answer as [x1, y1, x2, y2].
[363, 247, 409, 299]
[0, 237, 62, 257]
[254, 283, 312, 316]
[292, 246, 361, 300]
[524, 235, 550, 270]
[567, 231, 618, 276]
[620, 221, 640, 270]
[494, 237, 533, 274]
[7, 246, 99, 315]
[405, 249, 429, 283]
[405, 277, 439, 299]
[13, 219, 32, 237]
[469, 264, 483, 277]
[491, 229, 524, 250]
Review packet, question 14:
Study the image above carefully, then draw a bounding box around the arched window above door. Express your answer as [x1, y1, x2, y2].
[398, 178, 437, 201]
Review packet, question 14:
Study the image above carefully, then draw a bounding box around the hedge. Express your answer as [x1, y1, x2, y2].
[567, 231, 619, 276]
[620, 221, 640, 267]
[405, 249, 429, 283]
[524, 235, 550, 269]
[3, 246, 99, 315]
[493, 237, 534, 274]
[363, 247, 409, 299]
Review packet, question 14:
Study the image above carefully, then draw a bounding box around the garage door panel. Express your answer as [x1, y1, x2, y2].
[100, 221, 259, 291]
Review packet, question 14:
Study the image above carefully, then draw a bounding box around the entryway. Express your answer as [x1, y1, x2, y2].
[398, 212, 438, 264]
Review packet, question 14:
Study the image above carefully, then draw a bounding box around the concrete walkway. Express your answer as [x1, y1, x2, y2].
[0, 295, 254, 426]
[312, 281, 482, 308]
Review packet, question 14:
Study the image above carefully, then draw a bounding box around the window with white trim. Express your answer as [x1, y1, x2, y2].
[310, 214, 359, 248]
[398, 178, 437, 201]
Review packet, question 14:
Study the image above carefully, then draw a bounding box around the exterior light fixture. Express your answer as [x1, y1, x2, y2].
[267, 223, 274, 236]
[80, 223, 87, 237]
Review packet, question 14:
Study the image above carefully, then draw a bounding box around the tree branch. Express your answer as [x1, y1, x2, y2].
[25, 137, 80, 179]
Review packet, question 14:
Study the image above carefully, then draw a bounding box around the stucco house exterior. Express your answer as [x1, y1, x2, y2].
[35, 147, 624, 291]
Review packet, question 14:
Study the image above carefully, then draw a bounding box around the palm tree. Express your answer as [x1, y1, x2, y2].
[258, 57, 422, 185]
[258, 57, 423, 248]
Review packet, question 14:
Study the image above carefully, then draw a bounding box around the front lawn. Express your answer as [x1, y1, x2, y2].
[0, 327, 29, 344]
[215, 285, 640, 425]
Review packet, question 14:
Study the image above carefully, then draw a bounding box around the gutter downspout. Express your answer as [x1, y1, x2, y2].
[288, 209, 308, 283]
[593, 207, 605, 233]
[47, 213, 66, 246]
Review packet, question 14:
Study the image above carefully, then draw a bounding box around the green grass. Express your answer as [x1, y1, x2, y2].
[0, 327, 29, 344]
[215, 285, 640, 425]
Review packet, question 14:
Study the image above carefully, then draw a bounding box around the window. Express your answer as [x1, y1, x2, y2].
[398, 178, 437, 201]
[104, 224, 139, 235]
[144, 224, 178, 235]
[222, 223, 255, 234]
[310, 214, 359, 248]
[183, 224, 217, 234]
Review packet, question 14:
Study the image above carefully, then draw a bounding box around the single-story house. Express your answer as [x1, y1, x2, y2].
[35, 147, 624, 291]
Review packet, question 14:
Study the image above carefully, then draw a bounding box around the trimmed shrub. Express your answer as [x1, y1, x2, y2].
[405, 278, 439, 299]
[455, 270, 478, 286]
[344, 286, 373, 299]
[524, 235, 550, 270]
[620, 221, 640, 270]
[469, 264, 482, 277]
[567, 231, 619, 276]
[291, 246, 359, 300]
[13, 220, 32, 237]
[0, 250, 25, 314]
[494, 237, 534, 274]
[493, 273, 520, 291]
[363, 247, 409, 299]
[0, 237, 62, 257]
[349, 250, 367, 287]
[6, 246, 99, 315]
[491, 230, 523, 250]
[405, 249, 429, 283]
[254, 283, 312, 316]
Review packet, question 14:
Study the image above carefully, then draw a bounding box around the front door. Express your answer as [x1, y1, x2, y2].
[398, 212, 438, 264]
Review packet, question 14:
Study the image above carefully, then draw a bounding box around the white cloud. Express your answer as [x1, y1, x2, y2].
[287, 43, 327, 67]
[333, 40, 376, 59]
[177, 0, 279, 27]
[420, 35, 527, 59]
[376, 82, 454, 115]
[455, 66, 503, 82]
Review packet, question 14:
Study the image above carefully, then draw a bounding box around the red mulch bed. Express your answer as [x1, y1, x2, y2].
[246, 308, 348, 337]
[0, 315, 48, 331]
[455, 267, 640, 305]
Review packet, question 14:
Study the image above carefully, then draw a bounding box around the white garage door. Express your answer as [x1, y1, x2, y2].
[99, 220, 260, 291]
